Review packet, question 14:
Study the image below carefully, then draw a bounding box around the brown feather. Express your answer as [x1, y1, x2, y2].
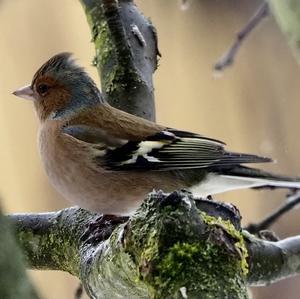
[39, 118, 184, 215]
[33, 76, 71, 121]
[67, 103, 165, 141]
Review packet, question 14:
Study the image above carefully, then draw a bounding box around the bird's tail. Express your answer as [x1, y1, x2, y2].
[218, 166, 300, 190]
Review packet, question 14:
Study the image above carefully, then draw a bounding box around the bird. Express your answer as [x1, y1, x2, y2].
[12, 52, 300, 216]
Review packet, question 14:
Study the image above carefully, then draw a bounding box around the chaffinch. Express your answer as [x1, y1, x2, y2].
[13, 53, 300, 215]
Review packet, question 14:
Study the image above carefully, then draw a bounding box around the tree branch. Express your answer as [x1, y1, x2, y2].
[10, 192, 300, 298]
[11, 192, 250, 298]
[246, 192, 300, 234]
[10, 208, 97, 275]
[214, 2, 269, 72]
[80, 0, 159, 120]
[247, 234, 300, 285]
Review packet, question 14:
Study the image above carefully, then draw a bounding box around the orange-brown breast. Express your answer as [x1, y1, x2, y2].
[38, 119, 106, 209]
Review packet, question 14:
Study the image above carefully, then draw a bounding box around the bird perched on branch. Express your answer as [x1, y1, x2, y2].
[13, 53, 300, 215]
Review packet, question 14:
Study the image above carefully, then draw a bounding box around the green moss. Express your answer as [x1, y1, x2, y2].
[141, 229, 159, 262]
[85, 12, 131, 95]
[103, 64, 128, 94]
[18, 228, 79, 276]
[153, 241, 247, 299]
[123, 194, 248, 298]
[82, 1, 146, 102]
[84, 6, 115, 70]
[200, 212, 249, 276]
[94, 20, 115, 69]
[89, 225, 150, 299]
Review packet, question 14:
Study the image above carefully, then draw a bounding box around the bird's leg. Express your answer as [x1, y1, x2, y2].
[81, 214, 129, 244]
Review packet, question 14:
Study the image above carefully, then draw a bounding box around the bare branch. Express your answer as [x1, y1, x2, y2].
[245, 192, 300, 234]
[247, 234, 300, 285]
[214, 2, 269, 72]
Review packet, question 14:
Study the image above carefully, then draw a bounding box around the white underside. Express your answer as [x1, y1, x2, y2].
[188, 173, 300, 197]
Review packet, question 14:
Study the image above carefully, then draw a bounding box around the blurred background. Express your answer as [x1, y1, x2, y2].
[1, 0, 300, 298]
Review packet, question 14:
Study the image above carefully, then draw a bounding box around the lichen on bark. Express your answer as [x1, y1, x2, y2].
[121, 191, 249, 299]
[80, 0, 159, 120]
[200, 211, 249, 276]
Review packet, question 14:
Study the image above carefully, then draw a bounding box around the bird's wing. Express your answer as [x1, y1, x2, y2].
[62, 125, 126, 147]
[62, 125, 272, 171]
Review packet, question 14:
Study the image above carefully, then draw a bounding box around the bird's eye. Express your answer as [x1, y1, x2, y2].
[37, 83, 50, 96]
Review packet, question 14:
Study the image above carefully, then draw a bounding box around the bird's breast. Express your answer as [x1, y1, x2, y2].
[37, 121, 189, 215]
[38, 121, 105, 209]
[38, 122, 144, 214]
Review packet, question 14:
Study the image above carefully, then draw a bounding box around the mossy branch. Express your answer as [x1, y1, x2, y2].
[79, 0, 159, 121]
[10, 208, 96, 276]
[9, 191, 300, 298]
[11, 192, 248, 298]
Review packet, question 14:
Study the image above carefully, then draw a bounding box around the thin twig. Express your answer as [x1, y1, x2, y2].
[245, 192, 300, 234]
[214, 1, 269, 72]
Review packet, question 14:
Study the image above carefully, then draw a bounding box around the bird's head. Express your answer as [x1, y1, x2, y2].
[13, 52, 103, 121]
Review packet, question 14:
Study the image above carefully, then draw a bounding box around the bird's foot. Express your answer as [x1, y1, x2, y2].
[81, 214, 129, 245]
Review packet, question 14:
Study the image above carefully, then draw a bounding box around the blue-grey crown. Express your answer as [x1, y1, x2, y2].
[32, 53, 84, 84]
[33, 53, 105, 117]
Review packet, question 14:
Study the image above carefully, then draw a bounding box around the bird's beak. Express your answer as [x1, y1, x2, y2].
[12, 84, 34, 101]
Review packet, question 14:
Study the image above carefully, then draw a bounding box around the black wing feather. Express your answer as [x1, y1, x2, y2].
[103, 129, 272, 171]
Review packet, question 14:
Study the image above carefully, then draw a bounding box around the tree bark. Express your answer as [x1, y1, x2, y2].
[80, 0, 159, 121]
[12, 192, 250, 299]
[11, 192, 300, 298]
